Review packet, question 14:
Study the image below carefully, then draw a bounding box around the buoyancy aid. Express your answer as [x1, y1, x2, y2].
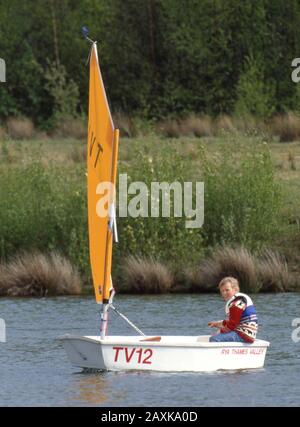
[224, 292, 258, 342]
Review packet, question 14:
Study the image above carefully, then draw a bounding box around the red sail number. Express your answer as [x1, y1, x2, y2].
[113, 347, 153, 364]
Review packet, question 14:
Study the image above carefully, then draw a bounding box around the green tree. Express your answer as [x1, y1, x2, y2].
[234, 53, 275, 118]
[263, 0, 300, 113]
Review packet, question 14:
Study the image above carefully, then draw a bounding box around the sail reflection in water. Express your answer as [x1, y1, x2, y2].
[70, 373, 109, 405]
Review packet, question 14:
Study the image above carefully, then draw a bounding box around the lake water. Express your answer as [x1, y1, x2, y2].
[0, 293, 299, 407]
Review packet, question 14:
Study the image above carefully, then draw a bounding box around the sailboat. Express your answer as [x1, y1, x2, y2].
[59, 41, 270, 372]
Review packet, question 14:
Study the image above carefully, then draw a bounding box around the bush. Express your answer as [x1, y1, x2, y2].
[234, 54, 275, 119]
[0, 149, 202, 292]
[114, 140, 204, 282]
[44, 61, 79, 125]
[0, 162, 90, 281]
[201, 138, 282, 250]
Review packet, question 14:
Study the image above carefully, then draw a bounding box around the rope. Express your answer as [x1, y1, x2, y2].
[110, 304, 146, 337]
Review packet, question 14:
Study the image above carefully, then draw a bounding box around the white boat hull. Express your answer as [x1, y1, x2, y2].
[59, 335, 269, 372]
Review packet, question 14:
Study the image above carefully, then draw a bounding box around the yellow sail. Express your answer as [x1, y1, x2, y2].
[87, 43, 118, 304]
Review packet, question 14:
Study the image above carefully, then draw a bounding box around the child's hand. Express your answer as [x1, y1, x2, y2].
[208, 321, 217, 327]
[208, 321, 223, 328]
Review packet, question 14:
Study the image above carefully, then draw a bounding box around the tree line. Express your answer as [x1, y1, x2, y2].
[1, 0, 300, 128]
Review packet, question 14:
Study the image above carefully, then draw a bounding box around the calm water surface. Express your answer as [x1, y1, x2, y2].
[0, 293, 299, 406]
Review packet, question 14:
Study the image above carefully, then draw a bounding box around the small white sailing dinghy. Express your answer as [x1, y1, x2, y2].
[59, 41, 269, 372]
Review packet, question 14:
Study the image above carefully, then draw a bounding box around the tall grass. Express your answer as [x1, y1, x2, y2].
[120, 256, 174, 293]
[115, 246, 293, 294]
[6, 117, 34, 140]
[0, 125, 6, 141]
[187, 246, 258, 293]
[0, 251, 81, 296]
[179, 115, 214, 137]
[156, 119, 182, 138]
[114, 113, 138, 138]
[3, 112, 300, 143]
[257, 249, 289, 292]
[119, 246, 293, 294]
[52, 118, 87, 139]
[197, 246, 291, 293]
[268, 113, 300, 142]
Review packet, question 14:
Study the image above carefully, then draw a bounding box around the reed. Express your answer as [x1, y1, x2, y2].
[6, 117, 34, 140]
[268, 113, 300, 142]
[179, 114, 214, 137]
[156, 119, 181, 138]
[257, 249, 289, 292]
[187, 246, 258, 293]
[215, 115, 236, 135]
[52, 118, 87, 139]
[120, 255, 174, 294]
[0, 251, 82, 297]
[232, 115, 261, 135]
[115, 245, 295, 294]
[114, 113, 137, 138]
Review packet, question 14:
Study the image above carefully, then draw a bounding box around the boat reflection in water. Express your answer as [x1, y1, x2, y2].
[70, 373, 110, 405]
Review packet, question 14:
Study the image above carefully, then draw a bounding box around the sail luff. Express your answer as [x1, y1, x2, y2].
[87, 42, 115, 304]
[103, 129, 119, 302]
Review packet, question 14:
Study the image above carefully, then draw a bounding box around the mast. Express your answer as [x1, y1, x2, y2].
[87, 42, 118, 338]
[100, 129, 119, 339]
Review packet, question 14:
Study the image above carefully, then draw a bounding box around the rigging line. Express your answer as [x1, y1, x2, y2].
[110, 304, 146, 337]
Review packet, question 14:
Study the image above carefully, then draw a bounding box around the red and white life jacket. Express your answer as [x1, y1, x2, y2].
[223, 292, 258, 342]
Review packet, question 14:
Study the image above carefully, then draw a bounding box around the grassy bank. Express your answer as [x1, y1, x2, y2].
[0, 133, 299, 294]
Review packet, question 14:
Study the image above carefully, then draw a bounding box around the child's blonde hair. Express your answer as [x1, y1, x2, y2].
[218, 276, 240, 291]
